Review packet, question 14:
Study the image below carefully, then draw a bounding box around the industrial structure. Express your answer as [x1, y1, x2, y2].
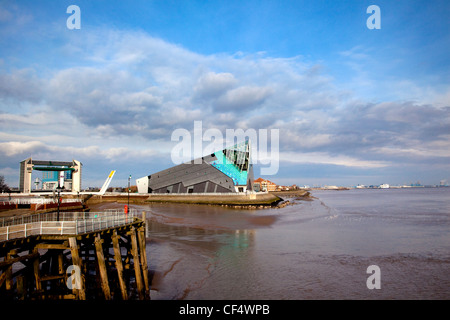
[19, 158, 82, 193]
[136, 140, 254, 194]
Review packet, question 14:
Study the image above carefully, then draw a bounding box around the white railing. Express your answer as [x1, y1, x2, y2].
[1, 198, 81, 205]
[0, 209, 139, 242]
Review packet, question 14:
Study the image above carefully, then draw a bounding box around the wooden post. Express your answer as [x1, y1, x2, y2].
[130, 227, 144, 300]
[58, 253, 64, 288]
[113, 230, 128, 300]
[17, 276, 25, 300]
[5, 250, 14, 293]
[142, 211, 147, 237]
[33, 248, 41, 296]
[138, 226, 150, 299]
[69, 237, 86, 300]
[95, 234, 111, 300]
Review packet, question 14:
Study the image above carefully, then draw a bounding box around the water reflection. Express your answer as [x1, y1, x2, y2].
[90, 190, 450, 300]
[139, 205, 261, 300]
[231, 230, 254, 249]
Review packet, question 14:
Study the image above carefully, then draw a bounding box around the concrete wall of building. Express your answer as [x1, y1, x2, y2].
[19, 158, 33, 193]
[72, 159, 82, 193]
[136, 176, 149, 194]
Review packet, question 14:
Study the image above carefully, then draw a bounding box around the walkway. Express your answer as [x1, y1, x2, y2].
[0, 209, 138, 242]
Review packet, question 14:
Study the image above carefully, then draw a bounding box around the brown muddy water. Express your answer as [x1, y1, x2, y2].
[92, 188, 450, 300]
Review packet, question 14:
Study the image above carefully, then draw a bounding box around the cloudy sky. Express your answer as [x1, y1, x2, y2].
[1, 0, 449, 188]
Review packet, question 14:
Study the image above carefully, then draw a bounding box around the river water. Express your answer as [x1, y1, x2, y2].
[131, 188, 449, 300]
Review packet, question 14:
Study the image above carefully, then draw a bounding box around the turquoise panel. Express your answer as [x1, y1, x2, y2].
[211, 150, 248, 186]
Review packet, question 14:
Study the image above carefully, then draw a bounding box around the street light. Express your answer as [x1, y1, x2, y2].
[127, 175, 131, 210]
[56, 185, 63, 222]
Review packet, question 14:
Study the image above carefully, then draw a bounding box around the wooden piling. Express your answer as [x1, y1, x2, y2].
[69, 237, 86, 300]
[112, 230, 128, 300]
[6, 250, 14, 291]
[17, 276, 25, 300]
[142, 211, 147, 237]
[130, 227, 144, 300]
[95, 234, 111, 300]
[138, 226, 150, 299]
[33, 248, 41, 295]
[58, 253, 64, 288]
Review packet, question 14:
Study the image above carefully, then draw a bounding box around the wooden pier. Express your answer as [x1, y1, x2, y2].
[0, 210, 150, 300]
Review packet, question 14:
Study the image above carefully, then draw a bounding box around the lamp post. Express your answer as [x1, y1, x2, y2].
[56, 185, 62, 222]
[128, 175, 131, 210]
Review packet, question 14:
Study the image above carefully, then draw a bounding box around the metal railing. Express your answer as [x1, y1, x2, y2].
[0, 209, 139, 242]
[1, 198, 81, 205]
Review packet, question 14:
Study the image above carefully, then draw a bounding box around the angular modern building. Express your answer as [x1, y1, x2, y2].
[136, 140, 254, 194]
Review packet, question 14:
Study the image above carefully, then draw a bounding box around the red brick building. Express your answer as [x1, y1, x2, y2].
[253, 178, 277, 192]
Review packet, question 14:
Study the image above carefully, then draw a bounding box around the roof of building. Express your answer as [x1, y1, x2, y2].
[254, 177, 277, 185]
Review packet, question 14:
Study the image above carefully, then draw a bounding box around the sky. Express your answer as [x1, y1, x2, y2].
[0, 0, 449, 188]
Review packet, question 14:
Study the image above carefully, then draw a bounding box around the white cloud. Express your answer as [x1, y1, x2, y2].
[0, 140, 159, 163]
[0, 141, 46, 157]
[280, 151, 390, 168]
[216, 86, 273, 111]
[194, 72, 238, 100]
[0, 68, 43, 103]
[373, 139, 450, 159]
[1, 28, 449, 186]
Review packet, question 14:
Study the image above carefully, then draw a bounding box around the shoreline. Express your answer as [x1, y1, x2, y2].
[269, 190, 311, 197]
[0, 190, 312, 217]
[86, 192, 285, 209]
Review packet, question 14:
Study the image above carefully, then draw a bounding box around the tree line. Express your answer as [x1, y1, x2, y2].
[0, 175, 11, 193]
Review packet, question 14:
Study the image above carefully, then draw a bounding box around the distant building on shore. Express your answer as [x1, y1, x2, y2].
[276, 185, 294, 191]
[136, 140, 254, 194]
[253, 178, 277, 192]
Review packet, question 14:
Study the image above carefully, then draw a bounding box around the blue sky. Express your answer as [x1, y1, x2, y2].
[1, 0, 449, 188]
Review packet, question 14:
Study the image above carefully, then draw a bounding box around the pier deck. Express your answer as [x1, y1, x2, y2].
[0, 209, 150, 300]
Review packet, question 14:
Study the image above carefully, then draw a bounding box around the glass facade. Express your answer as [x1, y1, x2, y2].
[42, 170, 72, 182]
[42, 171, 58, 182]
[210, 140, 251, 186]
